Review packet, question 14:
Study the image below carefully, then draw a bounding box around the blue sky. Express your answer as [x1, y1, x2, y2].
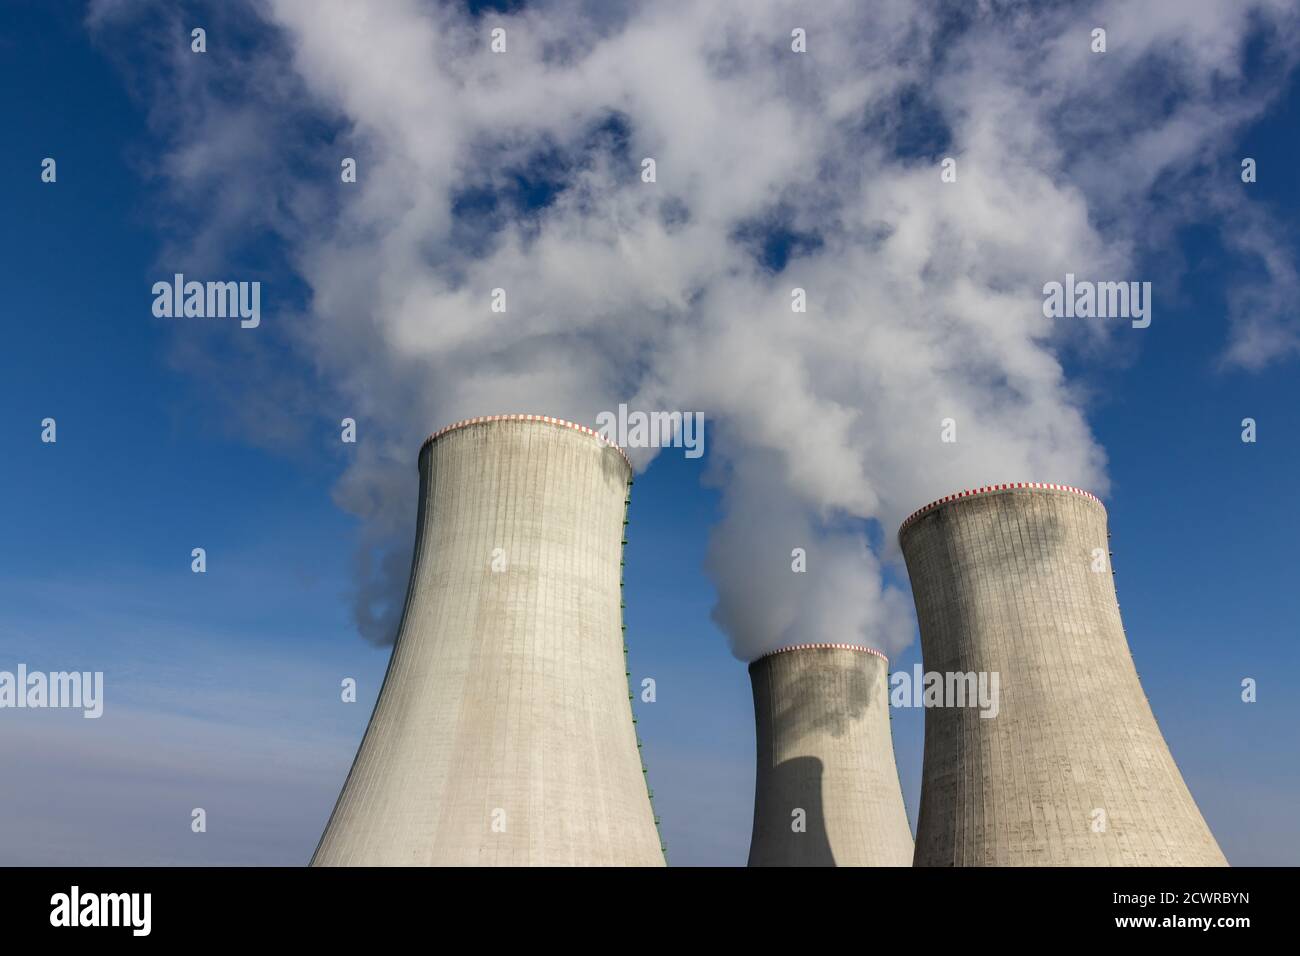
[2, 1, 1298, 865]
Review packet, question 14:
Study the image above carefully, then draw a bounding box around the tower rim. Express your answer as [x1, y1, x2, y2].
[419, 414, 632, 469]
[898, 482, 1103, 539]
[748, 643, 889, 669]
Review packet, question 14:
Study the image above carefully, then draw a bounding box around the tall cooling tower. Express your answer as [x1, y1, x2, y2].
[313, 415, 664, 866]
[898, 483, 1225, 866]
[748, 644, 914, 866]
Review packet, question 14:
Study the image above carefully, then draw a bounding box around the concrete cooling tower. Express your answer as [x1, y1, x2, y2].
[747, 644, 914, 866]
[313, 415, 665, 866]
[898, 483, 1226, 866]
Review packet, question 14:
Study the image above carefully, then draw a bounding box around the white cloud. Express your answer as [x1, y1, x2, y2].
[91, 0, 1300, 657]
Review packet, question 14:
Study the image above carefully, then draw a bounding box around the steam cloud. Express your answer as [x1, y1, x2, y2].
[91, 0, 1300, 659]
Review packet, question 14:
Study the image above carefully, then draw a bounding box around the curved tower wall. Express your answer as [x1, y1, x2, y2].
[899, 483, 1225, 866]
[313, 416, 664, 866]
[748, 644, 914, 866]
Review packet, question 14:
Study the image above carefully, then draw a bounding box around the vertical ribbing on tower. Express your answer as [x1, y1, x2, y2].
[747, 644, 914, 866]
[899, 484, 1226, 866]
[312, 416, 664, 866]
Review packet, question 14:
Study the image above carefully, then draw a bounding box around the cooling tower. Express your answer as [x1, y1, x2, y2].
[747, 644, 914, 866]
[899, 483, 1226, 866]
[313, 415, 664, 866]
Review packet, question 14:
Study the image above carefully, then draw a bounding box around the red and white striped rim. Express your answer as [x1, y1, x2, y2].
[751, 642, 888, 665]
[420, 414, 631, 468]
[898, 482, 1102, 535]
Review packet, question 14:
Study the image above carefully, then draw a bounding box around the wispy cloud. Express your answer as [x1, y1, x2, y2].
[0, 571, 375, 864]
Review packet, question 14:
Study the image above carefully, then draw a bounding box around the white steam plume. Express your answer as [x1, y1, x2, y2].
[90, 0, 1300, 658]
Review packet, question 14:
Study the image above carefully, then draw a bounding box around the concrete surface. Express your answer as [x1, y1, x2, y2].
[899, 485, 1227, 866]
[313, 416, 664, 866]
[748, 644, 914, 866]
